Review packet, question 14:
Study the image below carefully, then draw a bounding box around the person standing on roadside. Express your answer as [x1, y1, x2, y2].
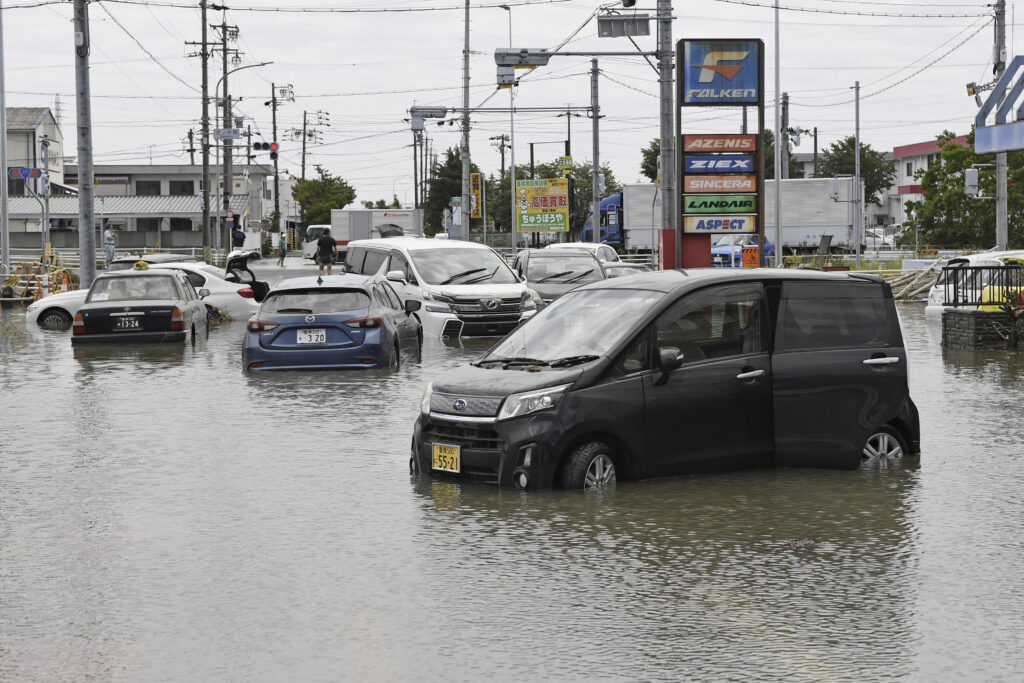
[232, 227, 246, 250]
[314, 228, 338, 276]
[277, 231, 288, 267]
[103, 224, 117, 268]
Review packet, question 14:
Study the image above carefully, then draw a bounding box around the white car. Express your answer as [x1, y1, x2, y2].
[924, 249, 1024, 317]
[343, 237, 535, 339]
[544, 241, 621, 263]
[26, 253, 265, 327]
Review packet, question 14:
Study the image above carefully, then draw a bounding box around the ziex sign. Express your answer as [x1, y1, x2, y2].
[683, 194, 757, 214]
[682, 40, 761, 105]
[683, 175, 756, 192]
[685, 154, 754, 173]
[683, 215, 756, 234]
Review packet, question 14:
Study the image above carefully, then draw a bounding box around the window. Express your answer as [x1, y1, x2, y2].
[136, 180, 161, 196]
[175, 269, 206, 288]
[262, 289, 372, 314]
[361, 250, 388, 275]
[169, 218, 193, 232]
[777, 283, 894, 351]
[136, 218, 161, 232]
[180, 277, 197, 301]
[905, 162, 913, 178]
[169, 180, 194, 195]
[380, 282, 403, 310]
[655, 284, 765, 363]
[613, 330, 650, 377]
[8, 178, 25, 196]
[345, 248, 364, 272]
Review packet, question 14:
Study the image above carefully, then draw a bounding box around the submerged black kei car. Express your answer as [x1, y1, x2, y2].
[412, 268, 920, 490]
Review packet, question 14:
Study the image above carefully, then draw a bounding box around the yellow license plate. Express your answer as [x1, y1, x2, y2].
[432, 443, 461, 473]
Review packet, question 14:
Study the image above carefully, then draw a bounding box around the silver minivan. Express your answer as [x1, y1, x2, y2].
[344, 237, 536, 339]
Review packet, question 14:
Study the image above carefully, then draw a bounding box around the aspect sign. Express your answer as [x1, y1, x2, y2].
[683, 215, 757, 234]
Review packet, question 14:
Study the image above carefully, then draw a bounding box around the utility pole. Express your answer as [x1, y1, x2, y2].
[185, 1, 212, 253]
[995, 0, 1008, 250]
[461, 0, 472, 239]
[0, 0, 9, 276]
[591, 58, 601, 245]
[781, 92, 790, 179]
[412, 131, 420, 209]
[490, 134, 509, 175]
[187, 128, 196, 165]
[773, 0, 782, 267]
[270, 83, 280, 231]
[40, 135, 51, 258]
[73, 0, 96, 286]
[854, 80, 862, 268]
[657, 0, 675, 268]
[213, 12, 239, 255]
[812, 126, 818, 177]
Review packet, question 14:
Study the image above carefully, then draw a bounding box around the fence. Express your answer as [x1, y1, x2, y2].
[942, 265, 1023, 308]
[4, 246, 228, 273]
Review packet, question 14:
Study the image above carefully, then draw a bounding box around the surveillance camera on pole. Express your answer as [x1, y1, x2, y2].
[494, 48, 551, 69]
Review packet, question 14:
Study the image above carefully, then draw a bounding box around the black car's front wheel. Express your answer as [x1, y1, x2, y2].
[561, 441, 617, 490]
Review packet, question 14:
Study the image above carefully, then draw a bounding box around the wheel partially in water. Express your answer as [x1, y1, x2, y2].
[561, 441, 617, 490]
[861, 426, 907, 469]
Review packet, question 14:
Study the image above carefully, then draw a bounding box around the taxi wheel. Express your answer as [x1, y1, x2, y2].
[861, 426, 907, 469]
[561, 441, 617, 490]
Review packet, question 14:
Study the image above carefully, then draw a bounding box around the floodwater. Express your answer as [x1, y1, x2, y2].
[1, 266, 1022, 682]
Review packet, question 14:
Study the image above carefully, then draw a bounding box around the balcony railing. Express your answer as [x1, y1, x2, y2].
[943, 265, 1023, 308]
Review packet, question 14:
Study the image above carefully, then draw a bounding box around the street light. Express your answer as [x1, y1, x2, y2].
[499, 4, 517, 245]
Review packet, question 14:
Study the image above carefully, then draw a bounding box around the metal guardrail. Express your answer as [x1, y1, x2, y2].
[943, 265, 1023, 307]
[6, 247, 226, 269]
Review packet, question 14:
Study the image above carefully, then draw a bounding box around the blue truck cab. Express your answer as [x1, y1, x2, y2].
[581, 193, 624, 249]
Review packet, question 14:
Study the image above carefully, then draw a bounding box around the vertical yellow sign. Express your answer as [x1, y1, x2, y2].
[470, 173, 483, 219]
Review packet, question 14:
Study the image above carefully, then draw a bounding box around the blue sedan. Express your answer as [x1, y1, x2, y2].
[242, 275, 422, 371]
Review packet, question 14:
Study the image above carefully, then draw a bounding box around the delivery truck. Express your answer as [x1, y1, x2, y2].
[302, 208, 424, 260]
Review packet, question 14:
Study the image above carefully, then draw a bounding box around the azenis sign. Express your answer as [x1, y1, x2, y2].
[682, 134, 757, 153]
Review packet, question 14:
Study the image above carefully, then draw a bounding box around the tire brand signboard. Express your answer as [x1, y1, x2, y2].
[515, 178, 569, 232]
[683, 194, 757, 214]
[683, 215, 757, 234]
[682, 134, 757, 152]
[683, 175, 756, 193]
[684, 154, 755, 173]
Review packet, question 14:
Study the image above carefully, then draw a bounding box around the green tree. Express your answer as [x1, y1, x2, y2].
[362, 196, 402, 209]
[486, 161, 620, 240]
[422, 147, 482, 236]
[640, 138, 659, 182]
[817, 135, 894, 205]
[762, 130, 803, 180]
[904, 129, 1024, 248]
[291, 165, 356, 226]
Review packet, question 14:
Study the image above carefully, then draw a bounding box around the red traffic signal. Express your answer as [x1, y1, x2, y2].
[269, 142, 279, 152]
[254, 141, 278, 160]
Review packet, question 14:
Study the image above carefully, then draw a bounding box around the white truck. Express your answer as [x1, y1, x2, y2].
[763, 177, 860, 253]
[302, 208, 424, 259]
[581, 183, 660, 252]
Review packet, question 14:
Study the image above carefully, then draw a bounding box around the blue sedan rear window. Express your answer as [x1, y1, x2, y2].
[262, 289, 371, 314]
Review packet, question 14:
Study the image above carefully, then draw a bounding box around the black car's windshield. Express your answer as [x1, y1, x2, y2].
[528, 256, 603, 284]
[486, 288, 663, 362]
[262, 288, 371, 314]
[88, 275, 180, 302]
[411, 248, 518, 286]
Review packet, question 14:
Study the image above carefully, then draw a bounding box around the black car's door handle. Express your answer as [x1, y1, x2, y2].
[736, 369, 765, 380]
[863, 357, 900, 366]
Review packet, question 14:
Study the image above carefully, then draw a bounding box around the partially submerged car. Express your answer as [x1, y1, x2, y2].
[243, 274, 422, 371]
[413, 268, 920, 490]
[511, 249, 607, 305]
[72, 266, 210, 344]
[925, 250, 1024, 316]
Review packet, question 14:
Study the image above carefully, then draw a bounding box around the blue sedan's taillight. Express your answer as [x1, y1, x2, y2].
[246, 319, 280, 332]
[343, 315, 382, 329]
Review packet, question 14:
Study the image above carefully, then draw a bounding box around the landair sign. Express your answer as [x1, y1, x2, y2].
[683, 215, 756, 234]
[681, 40, 761, 106]
[683, 194, 757, 214]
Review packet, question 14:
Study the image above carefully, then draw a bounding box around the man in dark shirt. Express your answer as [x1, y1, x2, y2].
[232, 227, 246, 249]
[314, 228, 338, 275]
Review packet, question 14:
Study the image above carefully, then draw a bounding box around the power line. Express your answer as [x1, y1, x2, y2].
[93, 0, 573, 13]
[710, 0, 988, 18]
[96, 2, 200, 93]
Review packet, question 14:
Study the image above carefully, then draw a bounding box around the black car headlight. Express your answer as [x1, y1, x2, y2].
[497, 383, 571, 421]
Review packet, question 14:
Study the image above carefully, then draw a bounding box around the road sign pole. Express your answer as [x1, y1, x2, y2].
[41, 136, 51, 260]
[0, 0, 10, 276]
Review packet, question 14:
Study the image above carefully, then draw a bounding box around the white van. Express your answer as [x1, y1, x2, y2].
[343, 238, 536, 339]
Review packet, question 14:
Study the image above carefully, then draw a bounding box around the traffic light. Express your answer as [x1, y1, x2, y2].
[254, 141, 279, 160]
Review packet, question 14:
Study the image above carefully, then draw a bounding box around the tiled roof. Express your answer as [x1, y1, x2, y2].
[5, 107, 49, 130]
[6, 194, 253, 219]
[893, 136, 969, 159]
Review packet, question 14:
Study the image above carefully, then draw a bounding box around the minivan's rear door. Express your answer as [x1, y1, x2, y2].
[771, 280, 907, 469]
[643, 282, 773, 475]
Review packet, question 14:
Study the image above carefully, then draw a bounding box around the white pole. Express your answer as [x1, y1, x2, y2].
[591, 59, 600, 245]
[502, 6, 516, 245]
[0, 0, 9, 276]
[74, 0, 96, 286]
[854, 80, 861, 268]
[773, 0, 782, 267]
[460, 0, 471, 240]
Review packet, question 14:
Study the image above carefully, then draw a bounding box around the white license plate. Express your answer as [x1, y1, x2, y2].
[296, 328, 326, 344]
[114, 317, 141, 330]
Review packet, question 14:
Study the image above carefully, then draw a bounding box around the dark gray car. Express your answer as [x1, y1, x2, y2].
[412, 268, 920, 490]
[511, 249, 606, 304]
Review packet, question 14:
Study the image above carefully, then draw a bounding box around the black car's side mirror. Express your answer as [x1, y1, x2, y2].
[404, 299, 422, 315]
[657, 346, 683, 373]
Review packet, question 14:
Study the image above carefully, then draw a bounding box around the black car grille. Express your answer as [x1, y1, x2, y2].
[430, 392, 503, 417]
[424, 422, 502, 450]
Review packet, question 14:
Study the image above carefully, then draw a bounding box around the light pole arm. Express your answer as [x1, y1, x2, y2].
[214, 61, 273, 102]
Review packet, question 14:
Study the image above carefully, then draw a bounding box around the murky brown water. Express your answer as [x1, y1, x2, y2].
[2, 266, 1022, 681]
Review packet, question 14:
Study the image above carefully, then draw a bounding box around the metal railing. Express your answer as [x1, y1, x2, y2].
[943, 265, 1023, 307]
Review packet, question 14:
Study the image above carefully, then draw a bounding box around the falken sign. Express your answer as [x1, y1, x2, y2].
[681, 40, 761, 106]
[684, 154, 754, 173]
[683, 194, 757, 214]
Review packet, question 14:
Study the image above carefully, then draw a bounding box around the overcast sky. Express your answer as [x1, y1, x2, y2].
[1, 0, 1012, 205]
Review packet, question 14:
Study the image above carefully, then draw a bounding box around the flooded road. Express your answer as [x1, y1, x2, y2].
[1, 266, 1022, 681]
